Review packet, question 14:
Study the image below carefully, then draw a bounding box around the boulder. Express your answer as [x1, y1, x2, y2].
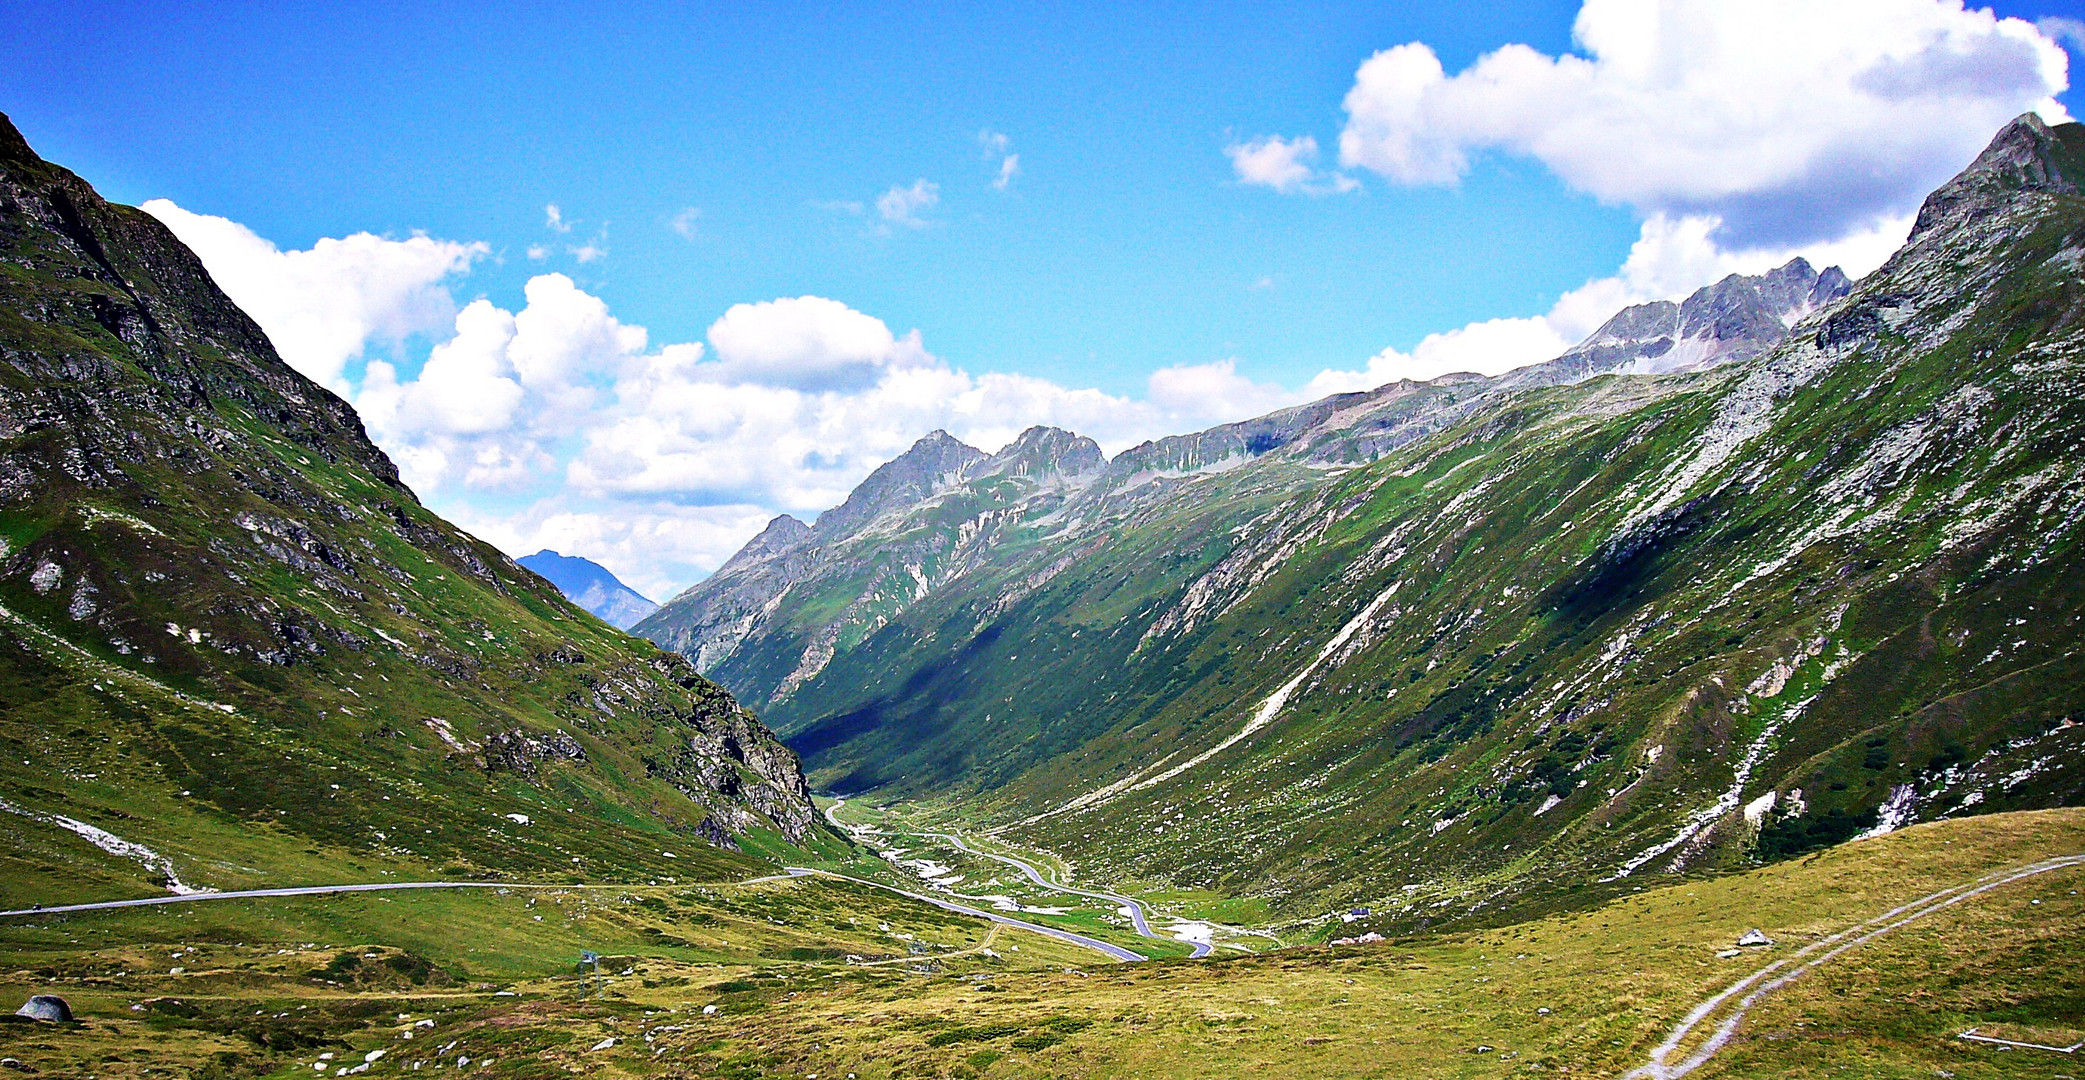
[15, 995, 71, 1022]
[1736, 929, 1774, 947]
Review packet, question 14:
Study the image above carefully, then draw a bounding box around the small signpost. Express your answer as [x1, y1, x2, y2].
[580, 950, 601, 998]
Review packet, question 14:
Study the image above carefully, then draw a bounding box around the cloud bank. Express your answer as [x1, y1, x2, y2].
[1336, 0, 2070, 246]
[146, 203, 1291, 597]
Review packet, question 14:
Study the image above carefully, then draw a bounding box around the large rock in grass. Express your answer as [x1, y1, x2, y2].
[14, 995, 71, 1022]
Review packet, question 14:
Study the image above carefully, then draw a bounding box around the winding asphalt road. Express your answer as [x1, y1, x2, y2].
[823, 799, 1210, 960]
[778, 867, 1143, 962]
[0, 881, 515, 918]
[922, 831, 1213, 959]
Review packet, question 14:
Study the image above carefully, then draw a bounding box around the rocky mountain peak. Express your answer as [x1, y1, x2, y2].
[697, 513, 814, 588]
[813, 429, 985, 537]
[1912, 113, 2085, 241]
[978, 425, 1106, 482]
[747, 512, 812, 554]
[1547, 256, 1852, 379]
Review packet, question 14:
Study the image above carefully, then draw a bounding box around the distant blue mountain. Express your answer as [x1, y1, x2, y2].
[517, 550, 658, 629]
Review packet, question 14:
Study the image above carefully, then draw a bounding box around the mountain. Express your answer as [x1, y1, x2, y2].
[1542, 258, 1850, 379]
[633, 423, 1107, 690]
[516, 549, 658, 628]
[650, 114, 2085, 927]
[0, 111, 821, 905]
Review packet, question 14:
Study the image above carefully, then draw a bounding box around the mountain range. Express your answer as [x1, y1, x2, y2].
[642, 114, 2085, 927]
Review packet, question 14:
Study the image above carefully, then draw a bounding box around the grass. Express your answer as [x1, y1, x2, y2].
[3, 808, 2074, 1078]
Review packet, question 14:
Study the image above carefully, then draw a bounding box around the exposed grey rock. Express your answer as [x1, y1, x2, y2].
[480, 728, 586, 779]
[1541, 257, 1852, 379]
[814, 429, 986, 538]
[1736, 929, 1774, 947]
[15, 994, 71, 1022]
[1912, 112, 2083, 241]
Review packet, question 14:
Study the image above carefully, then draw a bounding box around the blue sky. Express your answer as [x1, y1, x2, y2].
[4, 1, 2079, 596]
[8, 2, 1635, 389]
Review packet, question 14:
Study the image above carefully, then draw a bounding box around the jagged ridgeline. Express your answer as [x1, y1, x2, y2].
[648, 116, 2085, 925]
[0, 113, 821, 903]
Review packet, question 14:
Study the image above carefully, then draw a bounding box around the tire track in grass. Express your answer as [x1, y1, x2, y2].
[1623, 853, 2085, 1079]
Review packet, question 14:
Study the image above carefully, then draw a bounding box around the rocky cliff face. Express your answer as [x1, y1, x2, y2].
[654, 115, 2085, 926]
[0, 112, 818, 895]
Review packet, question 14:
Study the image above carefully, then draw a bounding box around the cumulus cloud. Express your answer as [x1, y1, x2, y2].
[1225, 135, 1357, 195]
[544, 203, 572, 233]
[876, 180, 940, 230]
[1336, 0, 2070, 246]
[141, 199, 484, 389]
[703, 295, 931, 391]
[162, 203, 1303, 589]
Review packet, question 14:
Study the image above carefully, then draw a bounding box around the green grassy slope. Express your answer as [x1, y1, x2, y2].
[0, 110, 827, 901]
[706, 116, 2085, 923]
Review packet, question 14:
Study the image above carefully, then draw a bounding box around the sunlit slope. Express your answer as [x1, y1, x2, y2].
[0, 110, 824, 901]
[999, 114, 2085, 920]
[717, 116, 2083, 922]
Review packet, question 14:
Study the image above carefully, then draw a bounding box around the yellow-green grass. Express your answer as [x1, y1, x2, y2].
[2, 809, 2078, 1079]
[0, 874, 1106, 1078]
[633, 808, 2085, 1079]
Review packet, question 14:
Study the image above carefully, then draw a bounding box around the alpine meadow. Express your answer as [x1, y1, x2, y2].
[2, 4, 2084, 1079]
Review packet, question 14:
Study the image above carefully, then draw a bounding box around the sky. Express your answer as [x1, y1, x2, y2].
[4, 0, 2080, 600]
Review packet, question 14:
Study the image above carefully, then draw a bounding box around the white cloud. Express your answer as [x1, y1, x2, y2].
[141, 199, 484, 389]
[448, 499, 778, 603]
[1225, 135, 1357, 195]
[981, 130, 1020, 190]
[876, 180, 940, 229]
[160, 204, 1301, 589]
[165, 139, 1927, 595]
[1336, 0, 2071, 246]
[544, 203, 572, 233]
[703, 295, 929, 391]
[670, 207, 701, 238]
[526, 244, 550, 260]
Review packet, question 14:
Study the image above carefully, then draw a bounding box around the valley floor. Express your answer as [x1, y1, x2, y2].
[0, 809, 2079, 1079]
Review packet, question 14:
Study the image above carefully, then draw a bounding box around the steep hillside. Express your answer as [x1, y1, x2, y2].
[0, 112, 822, 904]
[640, 258, 1843, 715]
[516, 549, 657, 629]
[657, 115, 2085, 923]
